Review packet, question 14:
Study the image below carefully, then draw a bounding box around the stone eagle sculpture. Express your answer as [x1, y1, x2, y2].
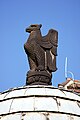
[24, 24, 58, 85]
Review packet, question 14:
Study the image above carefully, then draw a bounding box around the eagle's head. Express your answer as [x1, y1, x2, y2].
[25, 24, 42, 33]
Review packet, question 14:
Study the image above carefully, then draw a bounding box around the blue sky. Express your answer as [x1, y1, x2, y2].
[0, 0, 80, 92]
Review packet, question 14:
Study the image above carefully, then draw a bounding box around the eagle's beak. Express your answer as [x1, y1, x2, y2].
[25, 28, 31, 33]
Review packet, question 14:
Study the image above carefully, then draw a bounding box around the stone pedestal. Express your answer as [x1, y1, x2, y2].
[26, 70, 52, 85]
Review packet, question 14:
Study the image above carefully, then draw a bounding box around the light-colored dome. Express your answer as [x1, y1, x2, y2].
[0, 85, 80, 120]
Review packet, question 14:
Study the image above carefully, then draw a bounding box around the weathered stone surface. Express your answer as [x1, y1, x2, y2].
[24, 24, 58, 85]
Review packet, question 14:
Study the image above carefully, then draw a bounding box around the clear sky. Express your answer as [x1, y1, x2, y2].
[0, 0, 80, 92]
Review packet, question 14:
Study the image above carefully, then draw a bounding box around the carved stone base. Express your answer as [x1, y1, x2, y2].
[26, 71, 52, 85]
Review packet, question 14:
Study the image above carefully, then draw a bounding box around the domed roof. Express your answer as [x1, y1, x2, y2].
[0, 85, 80, 120]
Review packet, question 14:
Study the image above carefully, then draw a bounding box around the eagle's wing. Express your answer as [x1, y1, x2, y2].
[48, 29, 58, 56]
[40, 29, 58, 55]
[44, 29, 58, 72]
[49, 29, 58, 46]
